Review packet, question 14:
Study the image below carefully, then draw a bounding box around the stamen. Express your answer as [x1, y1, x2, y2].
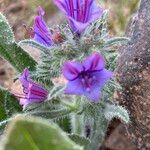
[88, 77, 93, 83]
[86, 88, 90, 92]
[85, 75, 88, 80]
[92, 75, 96, 80]
[81, 78, 85, 83]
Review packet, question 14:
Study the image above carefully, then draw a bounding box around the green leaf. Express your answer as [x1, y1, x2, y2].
[0, 86, 21, 134]
[3, 116, 83, 150]
[0, 118, 12, 134]
[26, 108, 72, 120]
[0, 13, 14, 45]
[0, 86, 21, 120]
[4, 91, 22, 117]
[0, 87, 22, 121]
[0, 86, 7, 121]
[19, 39, 50, 54]
[0, 13, 37, 72]
[104, 104, 130, 123]
[69, 134, 90, 150]
[24, 99, 59, 112]
[49, 85, 66, 99]
[0, 43, 37, 72]
[0, 86, 21, 133]
[104, 37, 130, 48]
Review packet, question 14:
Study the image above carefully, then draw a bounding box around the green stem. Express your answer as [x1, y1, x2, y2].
[88, 116, 108, 150]
[71, 114, 84, 136]
[61, 100, 77, 112]
[70, 97, 85, 136]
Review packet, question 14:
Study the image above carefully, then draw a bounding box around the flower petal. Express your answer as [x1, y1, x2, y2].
[84, 69, 112, 102]
[19, 98, 30, 110]
[27, 83, 48, 101]
[53, 0, 68, 14]
[65, 78, 84, 95]
[33, 7, 53, 47]
[84, 85, 101, 102]
[38, 6, 45, 16]
[83, 52, 105, 71]
[19, 68, 30, 88]
[54, 0, 104, 34]
[68, 17, 90, 34]
[92, 69, 113, 87]
[88, 2, 104, 23]
[63, 61, 83, 81]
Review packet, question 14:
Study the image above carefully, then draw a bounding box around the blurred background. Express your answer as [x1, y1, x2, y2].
[0, 0, 139, 149]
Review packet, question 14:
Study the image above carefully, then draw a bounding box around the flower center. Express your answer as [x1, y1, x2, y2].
[80, 71, 96, 92]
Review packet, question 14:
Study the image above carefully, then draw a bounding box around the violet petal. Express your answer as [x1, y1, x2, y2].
[65, 78, 84, 95]
[33, 7, 53, 47]
[63, 61, 83, 81]
[83, 52, 105, 71]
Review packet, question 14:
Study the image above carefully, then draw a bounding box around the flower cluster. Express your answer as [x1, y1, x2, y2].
[32, 0, 104, 47]
[14, 0, 113, 109]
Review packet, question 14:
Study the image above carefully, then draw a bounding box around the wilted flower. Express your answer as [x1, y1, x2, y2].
[54, 0, 104, 34]
[13, 68, 48, 110]
[33, 6, 53, 47]
[62, 52, 112, 102]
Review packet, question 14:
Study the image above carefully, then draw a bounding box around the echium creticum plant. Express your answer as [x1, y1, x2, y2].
[0, 0, 130, 150]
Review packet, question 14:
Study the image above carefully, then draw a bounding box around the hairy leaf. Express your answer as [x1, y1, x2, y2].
[4, 91, 22, 117]
[26, 108, 72, 120]
[0, 13, 37, 72]
[4, 116, 83, 150]
[0, 13, 14, 45]
[0, 86, 7, 121]
[104, 104, 130, 123]
[19, 39, 50, 54]
[0, 118, 12, 134]
[69, 134, 90, 150]
[104, 37, 130, 48]
[0, 43, 37, 72]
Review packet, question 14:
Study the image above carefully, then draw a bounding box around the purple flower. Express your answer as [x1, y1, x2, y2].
[54, 0, 104, 34]
[62, 52, 112, 102]
[33, 7, 53, 47]
[13, 68, 48, 110]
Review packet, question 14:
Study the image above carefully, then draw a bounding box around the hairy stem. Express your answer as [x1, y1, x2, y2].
[88, 115, 108, 150]
[71, 114, 85, 136]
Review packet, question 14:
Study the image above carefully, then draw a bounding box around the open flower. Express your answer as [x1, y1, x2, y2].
[33, 7, 53, 47]
[62, 52, 112, 102]
[54, 0, 104, 34]
[13, 68, 48, 110]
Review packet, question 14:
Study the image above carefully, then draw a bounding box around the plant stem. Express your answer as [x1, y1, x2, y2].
[70, 97, 85, 136]
[71, 113, 84, 136]
[88, 115, 108, 150]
